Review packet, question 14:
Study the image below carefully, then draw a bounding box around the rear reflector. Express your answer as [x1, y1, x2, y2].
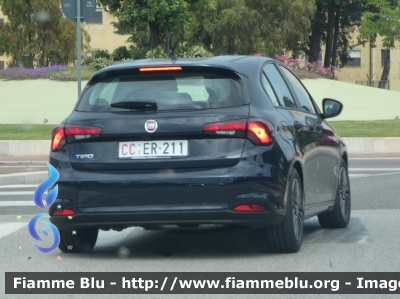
[203, 119, 273, 145]
[234, 204, 267, 212]
[53, 208, 76, 216]
[139, 66, 182, 72]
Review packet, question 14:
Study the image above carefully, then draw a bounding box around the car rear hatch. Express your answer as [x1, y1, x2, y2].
[53, 65, 252, 171]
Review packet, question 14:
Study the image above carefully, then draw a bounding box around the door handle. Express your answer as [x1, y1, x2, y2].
[293, 122, 303, 131]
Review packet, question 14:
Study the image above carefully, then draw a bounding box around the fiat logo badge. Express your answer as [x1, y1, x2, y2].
[145, 120, 158, 133]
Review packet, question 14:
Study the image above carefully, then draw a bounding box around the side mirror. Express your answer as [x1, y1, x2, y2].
[322, 98, 343, 119]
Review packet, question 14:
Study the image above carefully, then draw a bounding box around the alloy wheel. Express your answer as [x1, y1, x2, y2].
[292, 178, 303, 241]
[338, 167, 350, 219]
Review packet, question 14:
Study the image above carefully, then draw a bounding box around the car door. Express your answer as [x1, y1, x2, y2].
[262, 63, 320, 207]
[277, 65, 339, 204]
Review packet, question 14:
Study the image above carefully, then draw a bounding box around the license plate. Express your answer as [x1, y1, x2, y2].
[119, 140, 189, 159]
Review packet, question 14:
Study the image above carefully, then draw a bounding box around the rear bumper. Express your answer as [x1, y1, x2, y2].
[49, 147, 289, 229]
[49, 175, 287, 229]
[49, 209, 284, 230]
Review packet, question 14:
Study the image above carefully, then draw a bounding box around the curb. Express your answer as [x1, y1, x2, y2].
[0, 171, 47, 185]
[343, 138, 400, 153]
[1, 138, 400, 156]
[0, 140, 51, 156]
[0, 138, 400, 186]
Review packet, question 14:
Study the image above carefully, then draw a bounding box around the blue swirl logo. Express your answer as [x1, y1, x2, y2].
[28, 163, 60, 253]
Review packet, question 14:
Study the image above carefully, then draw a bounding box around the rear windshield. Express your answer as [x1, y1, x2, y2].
[77, 71, 245, 112]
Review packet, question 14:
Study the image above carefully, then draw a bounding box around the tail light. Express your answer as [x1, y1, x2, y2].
[203, 121, 246, 135]
[247, 121, 272, 145]
[234, 204, 267, 212]
[51, 127, 66, 151]
[203, 119, 273, 145]
[51, 126, 102, 152]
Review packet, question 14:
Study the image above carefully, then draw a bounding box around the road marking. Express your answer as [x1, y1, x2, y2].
[349, 172, 400, 179]
[0, 171, 47, 177]
[350, 158, 400, 160]
[349, 174, 369, 178]
[0, 165, 47, 168]
[0, 222, 28, 239]
[349, 168, 400, 171]
[0, 185, 38, 189]
[0, 191, 34, 196]
[0, 201, 34, 207]
[0, 161, 47, 164]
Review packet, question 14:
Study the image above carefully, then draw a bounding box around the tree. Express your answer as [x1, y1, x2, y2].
[98, 0, 190, 53]
[0, 0, 90, 68]
[304, 0, 364, 69]
[361, 0, 400, 48]
[201, 0, 264, 54]
[307, 0, 325, 63]
[99, 0, 314, 56]
[188, 0, 315, 56]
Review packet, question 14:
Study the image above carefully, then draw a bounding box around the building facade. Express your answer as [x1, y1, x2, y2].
[84, 7, 128, 55]
[306, 35, 400, 92]
[334, 35, 400, 92]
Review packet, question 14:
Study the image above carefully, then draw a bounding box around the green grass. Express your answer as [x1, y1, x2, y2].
[329, 120, 400, 137]
[0, 124, 55, 140]
[1, 120, 400, 140]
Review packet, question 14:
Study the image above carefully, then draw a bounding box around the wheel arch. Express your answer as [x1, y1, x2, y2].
[292, 161, 304, 191]
[342, 151, 348, 167]
[283, 160, 305, 209]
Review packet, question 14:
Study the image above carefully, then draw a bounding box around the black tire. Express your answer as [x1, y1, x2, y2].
[318, 159, 351, 228]
[264, 169, 304, 253]
[58, 228, 98, 253]
[154, 235, 181, 257]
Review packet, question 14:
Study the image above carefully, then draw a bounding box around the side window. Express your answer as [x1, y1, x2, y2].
[263, 64, 297, 109]
[279, 66, 315, 113]
[261, 74, 280, 106]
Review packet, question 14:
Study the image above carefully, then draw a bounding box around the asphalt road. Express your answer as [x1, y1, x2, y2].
[1, 158, 400, 299]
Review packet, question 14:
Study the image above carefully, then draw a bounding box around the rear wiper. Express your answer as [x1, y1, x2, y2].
[110, 100, 158, 110]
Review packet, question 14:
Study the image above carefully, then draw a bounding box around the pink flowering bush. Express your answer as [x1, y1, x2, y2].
[221, 52, 338, 79]
[274, 54, 303, 70]
[305, 60, 339, 79]
[274, 54, 339, 79]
